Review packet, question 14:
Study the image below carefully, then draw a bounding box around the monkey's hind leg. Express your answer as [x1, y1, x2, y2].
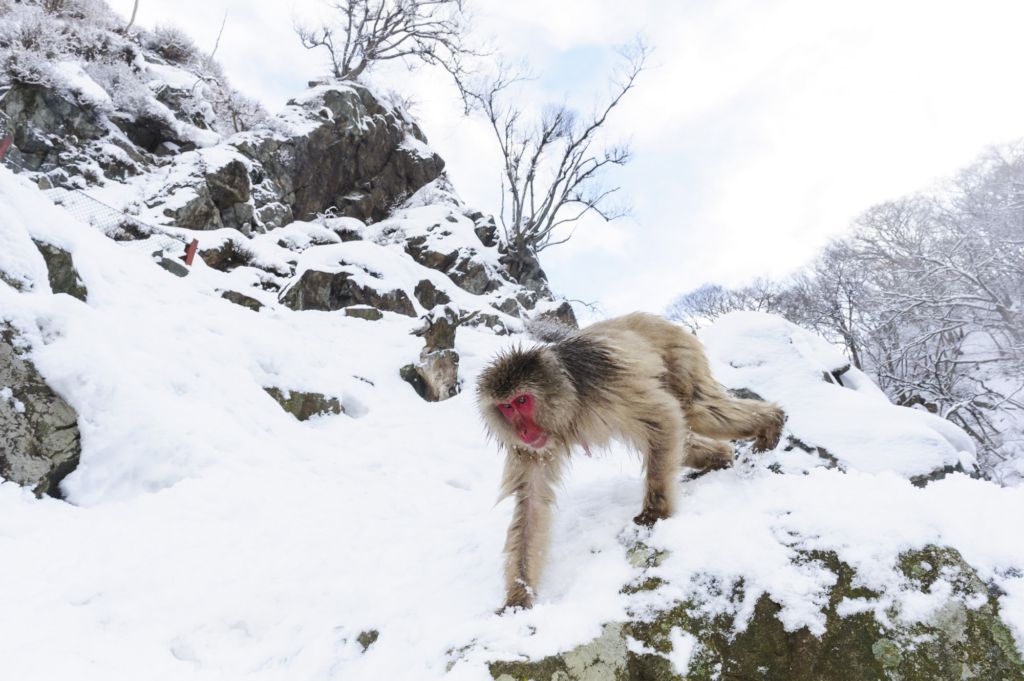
[683, 433, 734, 471]
[499, 449, 561, 611]
[633, 400, 686, 527]
[687, 393, 786, 453]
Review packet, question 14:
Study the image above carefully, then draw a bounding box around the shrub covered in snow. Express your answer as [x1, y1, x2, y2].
[0, 0, 268, 136]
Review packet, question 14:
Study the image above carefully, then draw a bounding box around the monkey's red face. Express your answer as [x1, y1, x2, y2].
[496, 393, 549, 449]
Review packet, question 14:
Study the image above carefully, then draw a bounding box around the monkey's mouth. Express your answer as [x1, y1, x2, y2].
[519, 433, 549, 449]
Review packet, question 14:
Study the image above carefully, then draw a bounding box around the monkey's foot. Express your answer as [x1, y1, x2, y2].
[633, 509, 668, 527]
[751, 411, 787, 453]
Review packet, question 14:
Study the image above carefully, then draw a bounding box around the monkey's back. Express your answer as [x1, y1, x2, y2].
[569, 312, 719, 408]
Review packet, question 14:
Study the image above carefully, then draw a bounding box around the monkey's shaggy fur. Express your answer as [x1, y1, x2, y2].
[477, 312, 786, 610]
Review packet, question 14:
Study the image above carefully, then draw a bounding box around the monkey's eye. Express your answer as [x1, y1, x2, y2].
[499, 404, 512, 411]
[517, 396, 527, 405]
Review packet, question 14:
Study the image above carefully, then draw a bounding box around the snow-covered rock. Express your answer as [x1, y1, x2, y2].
[700, 312, 979, 482]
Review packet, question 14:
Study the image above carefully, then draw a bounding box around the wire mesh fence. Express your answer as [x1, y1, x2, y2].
[1, 136, 195, 261]
[40, 187, 188, 258]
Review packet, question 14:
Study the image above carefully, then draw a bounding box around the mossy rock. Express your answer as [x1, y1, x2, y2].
[485, 547, 1024, 681]
[264, 387, 343, 421]
[221, 290, 263, 312]
[490, 623, 629, 681]
[356, 630, 379, 652]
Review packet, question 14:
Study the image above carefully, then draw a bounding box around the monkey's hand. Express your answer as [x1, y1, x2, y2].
[497, 596, 533, 614]
[632, 509, 667, 527]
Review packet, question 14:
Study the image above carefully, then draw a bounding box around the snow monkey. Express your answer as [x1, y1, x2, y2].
[477, 312, 785, 610]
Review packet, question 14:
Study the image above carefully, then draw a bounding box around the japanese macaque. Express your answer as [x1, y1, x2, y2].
[477, 312, 785, 610]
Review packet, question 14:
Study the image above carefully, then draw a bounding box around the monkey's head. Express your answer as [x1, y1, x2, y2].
[476, 345, 578, 452]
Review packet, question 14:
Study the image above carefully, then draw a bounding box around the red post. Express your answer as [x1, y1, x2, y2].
[181, 239, 199, 266]
[0, 135, 12, 164]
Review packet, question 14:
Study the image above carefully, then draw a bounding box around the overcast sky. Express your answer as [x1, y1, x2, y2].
[108, 0, 1024, 318]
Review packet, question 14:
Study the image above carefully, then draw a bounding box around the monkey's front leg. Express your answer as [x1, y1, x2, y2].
[500, 450, 558, 611]
[633, 407, 685, 527]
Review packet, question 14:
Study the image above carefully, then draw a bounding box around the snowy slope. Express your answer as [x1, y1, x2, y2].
[1, 167, 1023, 679]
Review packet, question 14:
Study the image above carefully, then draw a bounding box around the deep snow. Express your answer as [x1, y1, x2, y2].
[1, 166, 1023, 679]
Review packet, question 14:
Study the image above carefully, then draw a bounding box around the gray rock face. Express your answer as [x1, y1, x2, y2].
[0, 84, 106, 171]
[0, 326, 81, 498]
[279, 269, 416, 317]
[501, 247, 550, 294]
[232, 85, 445, 227]
[33, 241, 88, 302]
[255, 202, 293, 231]
[413, 279, 451, 310]
[162, 182, 224, 232]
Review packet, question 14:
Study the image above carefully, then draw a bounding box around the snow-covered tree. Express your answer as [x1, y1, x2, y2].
[667, 143, 1024, 481]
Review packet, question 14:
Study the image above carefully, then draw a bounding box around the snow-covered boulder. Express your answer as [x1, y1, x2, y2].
[699, 312, 978, 483]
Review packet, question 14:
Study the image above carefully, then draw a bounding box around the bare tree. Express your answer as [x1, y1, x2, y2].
[665, 278, 790, 333]
[460, 37, 650, 280]
[294, 0, 474, 82]
[123, 0, 140, 34]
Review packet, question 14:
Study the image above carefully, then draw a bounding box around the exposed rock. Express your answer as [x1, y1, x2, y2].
[487, 546, 1024, 681]
[490, 624, 629, 681]
[345, 305, 383, 321]
[255, 202, 293, 231]
[910, 461, 980, 488]
[501, 248, 550, 294]
[162, 183, 223, 232]
[515, 289, 539, 311]
[473, 214, 499, 248]
[0, 271, 25, 291]
[0, 84, 106, 170]
[526, 302, 579, 341]
[158, 257, 189, 277]
[399, 363, 428, 400]
[357, 630, 379, 652]
[0, 325, 81, 498]
[727, 388, 765, 401]
[413, 279, 451, 310]
[205, 159, 252, 232]
[234, 85, 445, 226]
[448, 256, 503, 295]
[464, 313, 514, 336]
[263, 387, 343, 421]
[32, 241, 88, 301]
[405, 235, 460, 272]
[279, 269, 416, 316]
[402, 308, 465, 402]
[110, 111, 192, 155]
[491, 297, 521, 318]
[200, 240, 250, 272]
[220, 290, 263, 312]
